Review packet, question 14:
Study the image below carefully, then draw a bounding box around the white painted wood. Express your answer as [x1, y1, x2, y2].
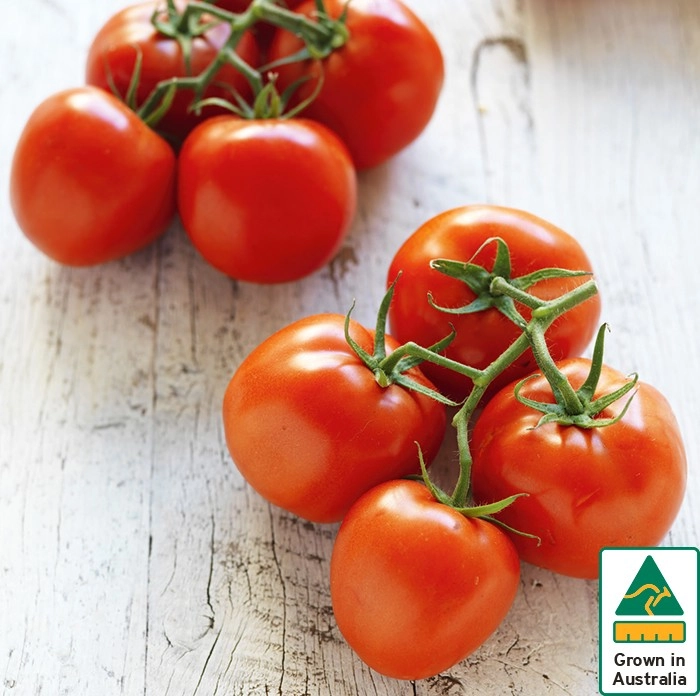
[1, 1, 698, 694]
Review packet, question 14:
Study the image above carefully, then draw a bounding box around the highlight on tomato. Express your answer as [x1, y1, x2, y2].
[387, 205, 602, 401]
[267, 0, 445, 169]
[177, 116, 357, 284]
[221, 308, 449, 523]
[85, 0, 260, 145]
[330, 479, 521, 680]
[10, 86, 176, 266]
[470, 349, 687, 580]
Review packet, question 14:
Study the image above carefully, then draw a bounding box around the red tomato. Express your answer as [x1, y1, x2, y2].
[330, 479, 520, 679]
[470, 360, 687, 579]
[10, 86, 176, 266]
[267, 0, 444, 169]
[222, 315, 447, 523]
[387, 205, 602, 401]
[85, 1, 260, 144]
[177, 116, 357, 283]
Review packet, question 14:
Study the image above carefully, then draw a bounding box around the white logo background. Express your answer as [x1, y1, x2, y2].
[599, 547, 698, 695]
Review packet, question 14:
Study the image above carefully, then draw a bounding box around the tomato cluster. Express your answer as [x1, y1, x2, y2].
[11, 0, 688, 686]
[223, 204, 687, 679]
[10, 0, 443, 283]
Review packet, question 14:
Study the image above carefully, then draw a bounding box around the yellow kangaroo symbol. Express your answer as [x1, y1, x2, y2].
[623, 583, 673, 616]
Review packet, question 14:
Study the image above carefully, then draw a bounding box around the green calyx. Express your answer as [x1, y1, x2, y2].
[515, 322, 638, 428]
[430, 237, 592, 329]
[193, 71, 320, 120]
[344, 275, 458, 407]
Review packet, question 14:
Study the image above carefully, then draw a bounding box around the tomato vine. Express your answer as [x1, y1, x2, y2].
[124, 0, 351, 125]
[357, 237, 603, 522]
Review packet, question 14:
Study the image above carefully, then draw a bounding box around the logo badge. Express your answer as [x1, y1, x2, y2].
[599, 547, 699, 694]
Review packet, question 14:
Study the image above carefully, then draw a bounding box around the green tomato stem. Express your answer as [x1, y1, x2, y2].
[489, 276, 545, 311]
[253, 0, 345, 48]
[447, 277, 599, 507]
[138, 0, 349, 126]
[448, 333, 531, 508]
[138, 3, 259, 123]
[525, 321, 585, 415]
[377, 342, 482, 381]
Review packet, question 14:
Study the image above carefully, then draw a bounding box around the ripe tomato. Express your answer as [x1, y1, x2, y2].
[10, 86, 176, 266]
[267, 0, 444, 169]
[387, 205, 602, 401]
[85, 1, 260, 144]
[470, 360, 687, 579]
[222, 315, 447, 523]
[177, 116, 357, 283]
[330, 479, 520, 680]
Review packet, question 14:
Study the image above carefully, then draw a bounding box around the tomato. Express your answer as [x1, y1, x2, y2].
[222, 315, 447, 523]
[10, 86, 176, 266]
[267, 0, 444, 169]
[330, 479, 520, 680]
[387, 205, 602, 401]
[177, 116, 357, 283]
[85, 1, 260, 144]
[470, 359, 687, 579]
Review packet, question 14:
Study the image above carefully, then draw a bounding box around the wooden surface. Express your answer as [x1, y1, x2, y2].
[1, 1, 699, 694]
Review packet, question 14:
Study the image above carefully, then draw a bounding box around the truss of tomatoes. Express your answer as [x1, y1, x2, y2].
[9, 0, 444, 282]
[222, 204, 687, 680]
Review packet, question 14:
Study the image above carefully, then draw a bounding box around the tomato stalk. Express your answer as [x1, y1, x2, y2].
[137, 1, 259, 124]
[372, 245, 608, 536]
[416, 237, 635, 509]
[411, 239, 636, 524]
[254, 0, 350, 59]
[437, 278, 599, 511]
[345, 256, 600, 532]
[136, 0, 349, 125]
[365, 239, 606, 535]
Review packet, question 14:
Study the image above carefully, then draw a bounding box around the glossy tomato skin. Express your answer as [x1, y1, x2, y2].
[387, 205, 602, 401]
[178, 116, 357, 283]
[267, 0, 444, 169]
[470, 360, 687, 579]
[331, 479, 520, 680]
[10, 86, 176, 266]
[85, 1, 260, 144]
[222, 315, 447, 523]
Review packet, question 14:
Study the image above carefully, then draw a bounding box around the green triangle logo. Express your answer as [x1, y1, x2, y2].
[615, 555, 684, 616]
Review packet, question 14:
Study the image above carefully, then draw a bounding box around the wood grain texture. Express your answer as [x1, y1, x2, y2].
[1, 1, 698, 694]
